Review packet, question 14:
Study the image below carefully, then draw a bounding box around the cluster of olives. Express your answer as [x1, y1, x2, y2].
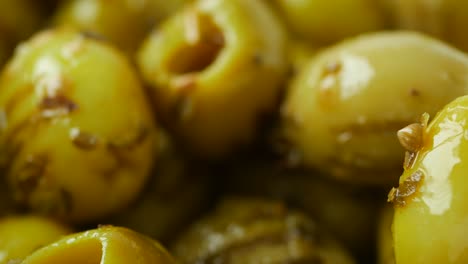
[2, 0, 468, 263]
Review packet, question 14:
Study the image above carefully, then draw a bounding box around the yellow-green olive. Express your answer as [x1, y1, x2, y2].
[224, 156, 381, 257]
[280, 31, 468, 185]
[0, 215, 71, 264]
[105, 131, 211, 241]
[378, 206, 395, 264]
[0, 28, 160, 223]
[273, 0, 385, 45]
[172, 198, 355, 264]
[138, 0, 288, 157]
[382, 0, 468, 53]
[389, 95, 468, 264]
[53, 0, 190, 54]
[21, 226, 177, 264]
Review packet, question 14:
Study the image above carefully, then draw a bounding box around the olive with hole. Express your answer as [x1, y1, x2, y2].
[273, 0, 385, 45]
[389, 95, 468, 263]
[0, 215, 71, 264]
[280, 31, 468, 185]
[0, 28, 160, 223]
[138, 0, 288, 157]
[172, 198, 356, 264]
[21, 226, 177, 264]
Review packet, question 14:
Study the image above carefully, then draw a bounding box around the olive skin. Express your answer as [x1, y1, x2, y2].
[280, 31, 468, 185]
[0, 215, 71, 264]
[382, 0, 468, 53]
[138, 0, 288, 157]
[390, 95, 468, 264]
[53, 0, 190, 54]
[21, 226, 177, 264]
[172, 198, 355, 264]
[0, 28, 160, 223]
[274, 0, 385, 45]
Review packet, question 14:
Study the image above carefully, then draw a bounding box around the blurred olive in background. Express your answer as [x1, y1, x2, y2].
[172, 197, 356, 264]
[53, 0, 191, 54]
[104, 131, 212, 242]
[381, 0, 468, 53]
[273, 0, 386, 45]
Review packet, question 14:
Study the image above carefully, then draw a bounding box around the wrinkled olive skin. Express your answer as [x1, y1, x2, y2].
[382, 0, 468, 53]
[0, 215, 71, 264]
[105, 131, 211, 241]
[172, 198, 355, 264]
[21, 226, 177, 264]
[273, 0, 385, 45]
[224, 156, 381, 258]
[138, 0, 287, 157]
[0, 28, 160, 223]
[378, 206, 395, 264]
[391, 95, 468, 264]
[53, 0, 190, 54]
[280, 31, 468, 185]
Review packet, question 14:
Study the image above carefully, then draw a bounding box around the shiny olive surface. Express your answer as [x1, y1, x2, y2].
[21, 226, 177, 264]
[138, 0, 287, 157]
[274, 0, 385, 45]
[0, 28, 160, 223]
[172, 198, 355, 264]
[390, 95, 468, 263]
[0, 215, 71, 264]
[280, 31, 468, 185]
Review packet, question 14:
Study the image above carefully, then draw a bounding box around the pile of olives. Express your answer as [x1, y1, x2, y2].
[2, 0, 468, 263]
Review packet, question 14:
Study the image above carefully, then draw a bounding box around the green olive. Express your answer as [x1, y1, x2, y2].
[53, 0, 190, 54]
[280, 31, 468, 185]
[0, 28, 160, 223]
[378, 206, 395, 264]
[382, 0, 468, 53]
[172, 198, 355, 264]
[105, 131, 211, 241]
[225, 156, 381, 257]
[138, 0, 288, 157]
[21, 226, 177, 264]
[0, 215, 71, 264]
[273, 0, 385, 45]
[389, 95, 468, 264]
